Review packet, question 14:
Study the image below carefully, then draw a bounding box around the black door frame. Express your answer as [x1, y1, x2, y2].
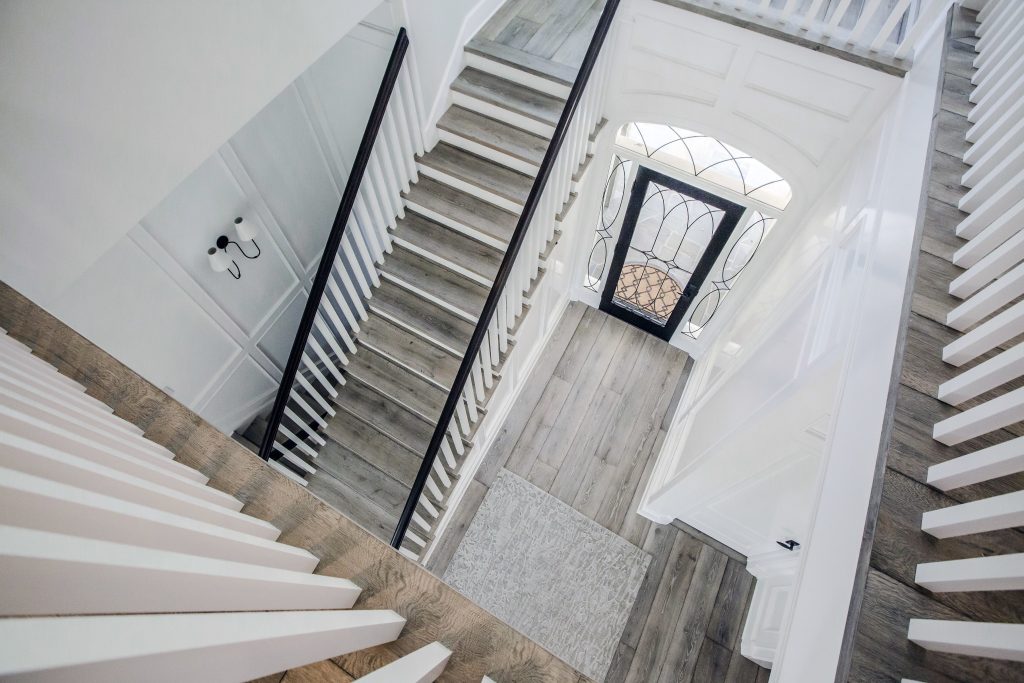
[599, 166, 746, 340]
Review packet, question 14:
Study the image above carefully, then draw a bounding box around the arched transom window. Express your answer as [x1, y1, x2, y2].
[618, 123, 792, 210]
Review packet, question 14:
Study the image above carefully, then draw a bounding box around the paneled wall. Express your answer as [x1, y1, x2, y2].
[46, 18, 398, 435]
[0, 0, 384, 306]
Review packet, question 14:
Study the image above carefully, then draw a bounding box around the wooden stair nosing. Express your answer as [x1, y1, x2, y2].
[378, 246, 490, 323]
[355, 315, 462, 390]
[451, 67, 564, 129]
[436, 105, 549, 169]
[332, 374, 435, 456]
[464, 38, 577, 88]
[313, 439, 411, 518]
[343, 351, 447, 424]
[390, 211, 504, 285]
[402, 176, 518, 247]
[369, 278, 476, 357]
[323, 405, 424, 488]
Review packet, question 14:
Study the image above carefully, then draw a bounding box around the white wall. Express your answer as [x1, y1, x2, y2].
[44, 21, 399, 434]
[639, 113, 887, 558]
[573, 1, 902, 555]
[391, 0, 504, 139]
[0, 0, 382, 307]
[601, 0, 900, 214]
[575, 0, 901, 356]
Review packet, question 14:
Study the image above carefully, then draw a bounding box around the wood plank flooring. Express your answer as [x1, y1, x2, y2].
[844, 8, 1024, 682]
[475, 0, 604, 73]
[428, 303, 770, 682]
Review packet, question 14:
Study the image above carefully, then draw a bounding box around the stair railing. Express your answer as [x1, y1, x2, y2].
[258, 28, 424, 476]
[908, 0, 1024, 663]
[391, 0, 622, 551]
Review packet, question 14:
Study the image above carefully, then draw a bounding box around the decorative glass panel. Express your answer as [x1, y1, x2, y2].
[611, 180, 727, 325]
[617, 123, 792, 210]
[585, 155, 632, 292]
[682, 211, 776, 338]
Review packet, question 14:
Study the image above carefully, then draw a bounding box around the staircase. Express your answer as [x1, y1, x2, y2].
[259, 2, 613, 561]
[0, 325, 451, 680]
[0, 280, 590, 681]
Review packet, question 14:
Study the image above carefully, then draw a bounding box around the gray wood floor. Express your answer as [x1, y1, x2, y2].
[845, 8, 1024, 682]
[428, 303, 770, 682]
[476, 0, 605, 72]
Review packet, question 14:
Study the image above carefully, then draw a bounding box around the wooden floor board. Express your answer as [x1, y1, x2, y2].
[655, 545, 730, 683]
[625, 531, 704, 683]
[692, 637, 733, 682]
[707, 558, 756, 651]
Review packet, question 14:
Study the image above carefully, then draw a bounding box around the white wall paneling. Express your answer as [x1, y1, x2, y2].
[49, 239, 240, 408]
[0, 0, 385, 307]
[740, 549, 802, 668]
[40, 17, 403, 437]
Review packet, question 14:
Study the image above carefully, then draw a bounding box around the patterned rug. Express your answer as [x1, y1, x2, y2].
[443, 470, 651, 681]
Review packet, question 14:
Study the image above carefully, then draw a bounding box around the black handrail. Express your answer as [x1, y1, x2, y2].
[259, 28, 409, 463]
[390, 0, 621, 548]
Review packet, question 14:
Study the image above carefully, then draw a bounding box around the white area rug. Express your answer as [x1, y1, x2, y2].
[443, 470, 650, 681]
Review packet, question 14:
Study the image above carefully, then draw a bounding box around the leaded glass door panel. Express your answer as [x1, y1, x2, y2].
[599, 167, 746, 340]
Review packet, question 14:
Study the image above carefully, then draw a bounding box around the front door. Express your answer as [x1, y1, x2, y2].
[600, 166, 746, 340]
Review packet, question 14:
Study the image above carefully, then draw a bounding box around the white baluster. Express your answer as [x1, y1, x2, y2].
[869, 0, 913, 53]
[908, 619, 1024, 662]
[0, 610, 405, 682]
[921, 490, 1024, 538]
[938, 343, 1024, 405]
[355, 642, 451, 683]
[928, 435, 1024, 491]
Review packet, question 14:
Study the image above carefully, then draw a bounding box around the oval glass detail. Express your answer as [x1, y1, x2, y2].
[682, 211, 776, 339]
[585, 155, 633, 292]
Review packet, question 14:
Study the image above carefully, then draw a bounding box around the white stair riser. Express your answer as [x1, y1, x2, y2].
[416, 162, 524, 214]
[438, 128, 539, 176]
[451, 91, 555, 138]
[0, 467, 318, 572]
[464, 51, 571, 98]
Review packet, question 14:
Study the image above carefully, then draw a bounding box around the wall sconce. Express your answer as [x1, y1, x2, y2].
[208, 217, 261, 279]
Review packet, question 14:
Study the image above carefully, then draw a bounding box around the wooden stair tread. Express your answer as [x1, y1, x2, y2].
[437, 105, 549, 168]
[345, 348, 447, 423]
[452, 67, 564, 128]
[332, 377, 433, 455]
[323, 407, 422, 489]
[392, 210, 505, 283]
[370, 278, 476, 353]
[357, 315, 461, 389]
[465, 38, 577, 86]
[418, 142, 533, 206]
[306, 466, 398, 543]
[403, 176, 518, 245]
[379, 246, 490, 320]
[313, 439, 409, 518]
